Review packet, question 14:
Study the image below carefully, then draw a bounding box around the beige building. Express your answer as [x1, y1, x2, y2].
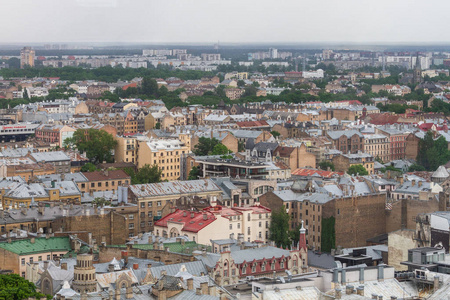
[20, 47, 35, 68]
[114, 136, 138, 164]
[153, 205, 271, 245]
[0, 236, 71, 277]
[333, 152, 375, 175]
[364, 134, 390, 163]
[136, 138, 190, 181]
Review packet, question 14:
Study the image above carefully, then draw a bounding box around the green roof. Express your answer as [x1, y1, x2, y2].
[133, 241, 211, 254]
[0, 237, 72, 255]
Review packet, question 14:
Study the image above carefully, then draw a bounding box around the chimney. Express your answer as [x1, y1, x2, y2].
[378, 296, 383, 300]
[191, 212, 195, 218]
[372, 295, 378, 300]
[108, 264, 115, 272]
[357, 286, 364, 296]
[335, 289, 342, 299]
[133, 263, 139, 270]
[412, 180, 416, 187]
[187, 278, 194, 290]
[44, 261, 49, 270]
[203, 213, 207, 220]
[200, 282, 208, 295]
[30, 237, 35, 244]
[418, 181, 423, 187]
[61, 262, 68, 270]
[196, 288, 202, 295]
[434, 275, 440, 292]
[346, 285, 354, 295]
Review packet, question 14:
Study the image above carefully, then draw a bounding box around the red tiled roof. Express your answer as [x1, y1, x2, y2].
[122, 83, 137, 90]
[291, 168, 343, 178]
[154, 209, 216, 233]
[236, 120, 269, 128]
[336, 100, 362, 105]
[363, 113, 400, 125]
[82, 170, 130, 181]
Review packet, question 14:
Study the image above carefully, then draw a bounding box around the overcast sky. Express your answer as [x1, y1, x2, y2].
[1, 0, 449, 44]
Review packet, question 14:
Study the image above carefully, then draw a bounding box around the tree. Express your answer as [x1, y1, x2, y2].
[416, 132, 450, 171]
[141, 77, 158, 97]
[159, 85, 168, 96]
[193, 137, 220, 156]
[238, 140, 245, 152]
[237, 80, 246, 88]
[155, 122, 161, 129]
[289, 224, 301, 248]
[318, 161, 335, 171]
[65, 129, 117, 164]
[125, 164, 162, 184]
[0, 274, 51, 300]
[188, 166, 200, 180]
[243, 85, 257, 97]
[80, 162, 98, 172]
[211, 143, 231, 155]
[92, 197, 111, 207]
[408, 164, 426, 172]
[269, 207, 291, 249]
[270, 131, 281, 138]
[347, 164, 368, 176]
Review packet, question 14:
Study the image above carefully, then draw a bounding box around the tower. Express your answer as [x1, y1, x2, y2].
[20, 47, 35, 68]
[298, 220, 307, 251]
[72, 253, 97, 294]
[413, 52, 422, 85]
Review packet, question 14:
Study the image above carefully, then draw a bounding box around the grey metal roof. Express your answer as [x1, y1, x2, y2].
[230, 246, 290, 264]
[31, 151, 70, 162]
[129, 179, 221, 198]
[327, 130, 363, 140]
[150, 261, 208, 279]
[307, 250, 337, 269]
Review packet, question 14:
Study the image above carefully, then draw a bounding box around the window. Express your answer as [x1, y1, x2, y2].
[148, 202, 152, 207]
[47, 255, 50, 260]
[140, 212, 145, 218]
[21, 258, 25, 266]
[148, 211, 153, 217]
[157, 211, 162, 216]
[229, 224, 232, 230]
[252, 264, 256, 273]
[29, 257, 33, 263]
[98, 182, 102, 187]
[129, 214, 134, 220]
[157, 201, 162, 207]
[91, 183, 95, 187]
[21, 272, 25, 277]
[38, 256, 42, 261]
[237, 223, 240, 229]
[140, 222, 145, 228]
[129, 223, 134, 229]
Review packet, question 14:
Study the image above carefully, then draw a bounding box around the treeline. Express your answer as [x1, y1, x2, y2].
[0, 65, 212, 82]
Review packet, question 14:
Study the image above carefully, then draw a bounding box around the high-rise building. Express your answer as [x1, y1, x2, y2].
[20, 47, 35, 68]
[269, 48, 278, 59]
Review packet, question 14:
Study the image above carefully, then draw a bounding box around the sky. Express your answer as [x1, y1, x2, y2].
[1, 0, 449, 45]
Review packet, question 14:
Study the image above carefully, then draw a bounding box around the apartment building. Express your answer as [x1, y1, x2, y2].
[136, 138, 190, 181]
[364, 134, 390, 163]
[327, 130, 364, 154]
[80, 170, 131, 193]
[128, 179, 222, 233]
[333, 152, 375, 174]
[153, 205, 271, 245]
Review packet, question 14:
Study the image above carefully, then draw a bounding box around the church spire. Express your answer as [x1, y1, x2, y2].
[298, 220, 307, 251]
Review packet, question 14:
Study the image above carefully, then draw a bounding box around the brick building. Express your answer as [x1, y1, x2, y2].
[327, 130, 364, 154]
[273, 144, 316, 170]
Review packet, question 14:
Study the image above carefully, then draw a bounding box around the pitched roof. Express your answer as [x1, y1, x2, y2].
[129, 179, 220, 198]
[154, 210, 216, 233]
[82, 170, 130, 182]
[236, 120, 269, 128]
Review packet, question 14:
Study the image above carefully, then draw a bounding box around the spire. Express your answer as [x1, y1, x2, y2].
[298, 220, 307, 251]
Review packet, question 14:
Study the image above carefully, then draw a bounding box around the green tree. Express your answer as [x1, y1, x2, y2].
[159, 85, 169, 96]
[92, 197, 111, 207]
[80, 162, 98, 172]
[211, 143, 231, 155]
[237, 80, 246, 88]
[0, 274, 51, 300]
[188, 166, 200, 180]
[65, 129, 117, 164]
[408, 164, 426, 172]
[243, 85, 257, 97]
[321, 217, 336, 252]
[155, 122, 161, 129]
[238, 140, 245, 152]
[288, 224, 301, 248]
[141, 77, 158, 96]
[318, 161, 335, 171]
[270, 131, 281, 138]
[193, 137, 220, 156]
[126, 164, 162, 184]
[269, 207, 291, 249]
[347, 164, 368, 176]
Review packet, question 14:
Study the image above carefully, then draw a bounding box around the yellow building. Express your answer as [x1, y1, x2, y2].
[115, 136, 138, 164]
[1, 181, 81, 208]
[20, 47, 35, 68]
[136, 138, 190, 181]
